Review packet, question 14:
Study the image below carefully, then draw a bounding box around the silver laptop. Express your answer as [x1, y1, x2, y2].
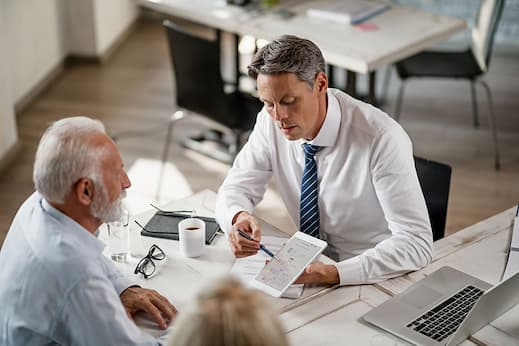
[362, 266, 519, 345]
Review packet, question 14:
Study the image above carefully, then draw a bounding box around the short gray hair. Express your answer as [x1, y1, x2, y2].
[248, 35, 326, 88]
[33, 116, 108, 203]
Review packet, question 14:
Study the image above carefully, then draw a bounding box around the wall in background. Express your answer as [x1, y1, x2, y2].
[0, 0, 138, 164]
[65, 0, 97, 56]
[0, 6, 18, 161]
[93, 0, 138, 55]
[5, 0, 67, 105]
[65, 0, 138, 57]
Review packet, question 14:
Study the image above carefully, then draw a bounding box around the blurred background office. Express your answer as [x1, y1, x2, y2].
[0, 0, 518, 248]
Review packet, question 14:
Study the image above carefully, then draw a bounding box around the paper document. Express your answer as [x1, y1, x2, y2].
[231, 236, 304, 299]
[307, 0, 390, 25]
[503, 207, 519, 280]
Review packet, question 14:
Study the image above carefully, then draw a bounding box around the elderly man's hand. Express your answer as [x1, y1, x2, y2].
[120, 287, 177, 329]
[293, 261, 340, 285]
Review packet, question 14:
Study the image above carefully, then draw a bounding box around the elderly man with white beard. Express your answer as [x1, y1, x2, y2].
[0, 116, 176, 346]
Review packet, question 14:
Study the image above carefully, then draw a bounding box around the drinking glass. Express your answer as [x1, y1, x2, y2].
[107, 209, 130, 262]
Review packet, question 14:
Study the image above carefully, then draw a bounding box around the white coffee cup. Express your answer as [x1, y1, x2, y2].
[178, 218, 205, 257]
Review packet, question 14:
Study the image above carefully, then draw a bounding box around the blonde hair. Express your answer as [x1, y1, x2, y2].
[169, 277, 288, 346]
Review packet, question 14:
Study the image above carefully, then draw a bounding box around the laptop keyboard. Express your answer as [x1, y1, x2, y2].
[406, 285, 484, 342]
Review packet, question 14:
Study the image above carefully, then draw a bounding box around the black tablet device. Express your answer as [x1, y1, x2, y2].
[139, 211, 220, 245]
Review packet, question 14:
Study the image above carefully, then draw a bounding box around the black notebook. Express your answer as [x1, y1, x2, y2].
[140, 211, 220, 245]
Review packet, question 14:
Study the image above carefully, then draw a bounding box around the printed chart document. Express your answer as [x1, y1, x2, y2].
[307, 0, 390, 25]
[231, 236, 304, 298]
[503, 207, 519, 280]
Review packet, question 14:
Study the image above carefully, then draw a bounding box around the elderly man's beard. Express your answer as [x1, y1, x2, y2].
[90, 181, 126, 223]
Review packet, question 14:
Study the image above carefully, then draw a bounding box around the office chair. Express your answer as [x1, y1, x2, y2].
[162, 20, 262, 165]
[388, 0, 504, 170]
[414, 156, 452, 241]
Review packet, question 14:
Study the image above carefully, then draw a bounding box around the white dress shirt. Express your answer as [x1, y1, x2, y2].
[216, 88, 433, 285]
[0, 192, 161, 345]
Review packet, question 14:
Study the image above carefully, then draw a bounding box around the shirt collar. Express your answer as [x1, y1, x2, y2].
[41, 197, 105, 254]
[304, 89, 341, 148]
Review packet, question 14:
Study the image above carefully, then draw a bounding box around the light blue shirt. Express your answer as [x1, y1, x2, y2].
[0, 192, 160, 345]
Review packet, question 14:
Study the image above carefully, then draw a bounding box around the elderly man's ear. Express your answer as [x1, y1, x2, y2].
[76, 178, 94, 206]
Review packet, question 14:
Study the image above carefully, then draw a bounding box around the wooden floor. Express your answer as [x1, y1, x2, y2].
[1, 18, 518, 247]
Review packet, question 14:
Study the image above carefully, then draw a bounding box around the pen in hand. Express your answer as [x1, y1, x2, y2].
[237, 229, 280, 261]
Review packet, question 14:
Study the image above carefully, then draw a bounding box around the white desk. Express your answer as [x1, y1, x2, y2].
[106, 190, 338, 338]
[287, 207, 519, 346]
[139, 0, 466, 74]
[108, 190, 518, 345]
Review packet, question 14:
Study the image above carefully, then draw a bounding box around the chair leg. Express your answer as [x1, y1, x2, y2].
[394, 80, 406, 122]
[228, 130, 240, 160]
[368, 71, 377, 105]
[470, 81, 480, 128]
[346, 70, 357, 98]
[156, 110, 186, 202]
[380, 64, 392, 105]
[478, 80, 500, 170]
[328, 65, 336, 88]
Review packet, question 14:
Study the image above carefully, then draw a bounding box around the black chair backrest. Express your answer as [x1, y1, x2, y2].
[163, 20, 232, 127]
[414, 156, 452, 241]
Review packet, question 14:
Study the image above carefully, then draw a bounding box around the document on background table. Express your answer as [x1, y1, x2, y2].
[231, 235, 304, 299]
[503, 207, 519, 280]
[307, 0, 390, 25]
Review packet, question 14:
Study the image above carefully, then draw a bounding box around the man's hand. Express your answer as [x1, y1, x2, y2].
[294, 261, 340, 285]
[228, 211, 262, 258]
[120, 287, 177, 329]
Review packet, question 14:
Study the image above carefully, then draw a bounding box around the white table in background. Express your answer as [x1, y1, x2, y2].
[139, 0, 465, 74]
[139, 0, 466, 101]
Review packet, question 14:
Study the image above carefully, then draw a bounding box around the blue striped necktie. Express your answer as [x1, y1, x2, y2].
[300, 143, 321, 238]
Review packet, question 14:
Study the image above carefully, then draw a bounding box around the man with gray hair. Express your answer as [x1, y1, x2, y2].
[216, 35, 433, 286]
[0, 116, 176, 345]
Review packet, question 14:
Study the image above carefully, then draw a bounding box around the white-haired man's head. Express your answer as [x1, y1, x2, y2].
[33, 116, 130, 224]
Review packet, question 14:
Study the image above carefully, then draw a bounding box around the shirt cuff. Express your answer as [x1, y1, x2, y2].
[333, 255, 365, 286]
[112, 275, 134, 295]
[120, 284, 142, 296]
[223, 205, 253, 233]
